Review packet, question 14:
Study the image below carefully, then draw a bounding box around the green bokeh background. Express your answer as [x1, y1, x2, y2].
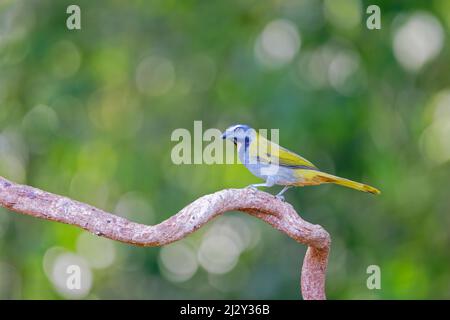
[1, 0, 450, 299]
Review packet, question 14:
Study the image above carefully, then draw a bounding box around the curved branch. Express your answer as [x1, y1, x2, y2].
[0, 175, 330, 300]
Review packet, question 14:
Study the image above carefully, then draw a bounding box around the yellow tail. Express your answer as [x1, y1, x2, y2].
[316, 172, 380, 195]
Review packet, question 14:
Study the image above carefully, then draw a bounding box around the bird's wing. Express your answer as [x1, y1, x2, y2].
[251, 135, 318, 169]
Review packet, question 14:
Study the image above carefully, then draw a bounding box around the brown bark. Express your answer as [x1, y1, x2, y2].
[0, 175, 330, 299]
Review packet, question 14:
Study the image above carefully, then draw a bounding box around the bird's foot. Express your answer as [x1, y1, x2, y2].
[274, 186, 291, 201]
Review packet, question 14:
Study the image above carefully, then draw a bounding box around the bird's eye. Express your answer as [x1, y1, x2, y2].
[234, 126, 244, 134]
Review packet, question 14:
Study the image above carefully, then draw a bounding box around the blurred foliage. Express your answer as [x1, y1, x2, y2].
[1, 0, 450, 299]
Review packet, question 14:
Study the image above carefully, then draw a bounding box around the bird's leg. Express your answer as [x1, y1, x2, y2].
[247, 183, 270, 190]
[246, 179, 275, 190]
[275, 186, 291, 201]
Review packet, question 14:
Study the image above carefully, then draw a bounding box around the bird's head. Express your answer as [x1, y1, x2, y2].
[221, 124, 256, 145]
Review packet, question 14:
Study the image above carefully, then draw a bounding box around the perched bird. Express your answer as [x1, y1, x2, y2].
[221, 124, 380, 199]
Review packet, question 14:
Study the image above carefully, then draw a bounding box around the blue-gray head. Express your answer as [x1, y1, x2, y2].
[221, 124, 256, 145]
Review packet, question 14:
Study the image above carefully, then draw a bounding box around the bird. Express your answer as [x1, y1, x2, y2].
[221, 124, 380, 200]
